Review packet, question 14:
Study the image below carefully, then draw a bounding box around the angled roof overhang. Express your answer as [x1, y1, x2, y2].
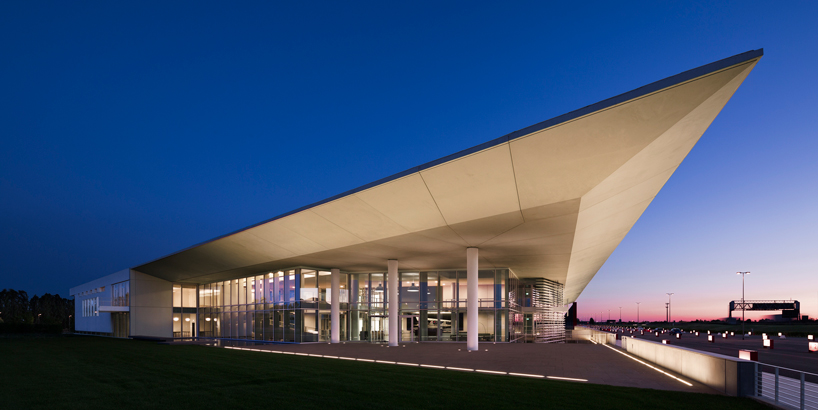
[134, 50, 763, 303]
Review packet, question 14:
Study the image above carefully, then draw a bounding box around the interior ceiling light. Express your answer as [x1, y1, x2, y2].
[374, 283, 384, 293]
[408, 282, 419, 292]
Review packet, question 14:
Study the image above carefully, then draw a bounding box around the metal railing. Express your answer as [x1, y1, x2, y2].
[753, 363, 818, 410]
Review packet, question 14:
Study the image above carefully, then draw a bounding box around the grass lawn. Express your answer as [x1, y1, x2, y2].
[0, 335, 770, 410]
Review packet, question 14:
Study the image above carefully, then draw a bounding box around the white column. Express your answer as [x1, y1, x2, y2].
[388, 259, 399, 347]
[330, 268, 340, 344]
[467, 247, 478, 351]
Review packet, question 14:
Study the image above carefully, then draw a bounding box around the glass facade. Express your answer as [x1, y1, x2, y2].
[506, 277, 566, 343]
[180, 267, 514, 343]
[173, 284, 198, 337]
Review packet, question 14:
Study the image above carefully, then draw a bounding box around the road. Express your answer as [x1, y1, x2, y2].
[622, 330, 818, 375]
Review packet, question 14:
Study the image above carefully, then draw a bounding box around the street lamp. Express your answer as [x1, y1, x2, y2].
[619, 307, 622, 322]
[737, 272, 750, 340]
[666, 293, 674, 323]
[636, 302, 640, 323]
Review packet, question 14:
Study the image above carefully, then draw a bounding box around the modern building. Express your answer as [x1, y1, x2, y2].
[70, 50, 762, 349]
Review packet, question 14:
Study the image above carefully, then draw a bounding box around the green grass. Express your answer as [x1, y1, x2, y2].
[0, 335, 770, 410]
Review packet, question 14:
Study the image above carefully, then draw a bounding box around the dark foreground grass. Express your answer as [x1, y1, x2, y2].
[0, 335, 769, 410]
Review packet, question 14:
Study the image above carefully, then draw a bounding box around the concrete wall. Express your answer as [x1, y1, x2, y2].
[570, 326, 616, 344]
[69, 269, 130, 334]
[130, 270, 172, 338]
[622, 336, 755, 396]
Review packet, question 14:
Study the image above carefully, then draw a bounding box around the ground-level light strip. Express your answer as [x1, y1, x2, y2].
[222, 346, 587, 382]
[589, 340, 693, 387]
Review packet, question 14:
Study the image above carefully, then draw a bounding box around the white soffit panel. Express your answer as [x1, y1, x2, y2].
[420, 144, 521, 225]
[310, 195, 410, 242]
[510, 60, 746, 210]
[353, 174, 447, 232]
[273, 211, 364, 249]
[245, 223, 326, 255]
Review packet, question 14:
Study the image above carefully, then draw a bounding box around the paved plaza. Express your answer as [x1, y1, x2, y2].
[210, 341, 716, 394]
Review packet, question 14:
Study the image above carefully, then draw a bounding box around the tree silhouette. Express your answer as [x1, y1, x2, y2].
[0, 289, 74, 329]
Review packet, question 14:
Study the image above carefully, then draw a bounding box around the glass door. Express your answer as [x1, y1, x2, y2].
[319, 310, 331, 342]
[400, 315, 419, 343]
[370, 315, 388, 343]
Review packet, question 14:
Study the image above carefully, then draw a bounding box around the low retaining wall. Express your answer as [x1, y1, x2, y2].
[570, 326, 616, 345]
[621, 336, 755, 396]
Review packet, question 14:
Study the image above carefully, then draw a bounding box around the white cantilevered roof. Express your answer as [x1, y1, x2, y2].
[134, 50, 762, 303]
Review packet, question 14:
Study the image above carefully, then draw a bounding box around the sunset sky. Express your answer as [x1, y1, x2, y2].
[1, 1, 816, 321]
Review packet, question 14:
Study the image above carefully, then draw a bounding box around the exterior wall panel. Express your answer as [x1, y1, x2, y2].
[69, 269, 130, 334]
[130, 270, 172, 338]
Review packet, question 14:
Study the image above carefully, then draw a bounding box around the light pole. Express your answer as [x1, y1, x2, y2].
[636, 302, 640, 323]
[619, 307, 622, 323]
[737, 272, 750, 340]
[666, 293, 674, 323]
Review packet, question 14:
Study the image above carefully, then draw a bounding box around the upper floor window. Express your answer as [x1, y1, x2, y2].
[173, 284, 197, 308]
[112, 281, 129, 307]
[82, 297, 99, 317]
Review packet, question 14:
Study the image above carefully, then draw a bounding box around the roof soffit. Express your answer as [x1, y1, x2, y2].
[509, 61, 750, 211]
[419, 144, 521, 225]
[132, 54, 762, 295]
[562, 60, 760, 302]
[352, 173, 447, 232]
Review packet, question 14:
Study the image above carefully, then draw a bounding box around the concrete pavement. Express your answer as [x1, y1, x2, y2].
[211, 340, 717, 394]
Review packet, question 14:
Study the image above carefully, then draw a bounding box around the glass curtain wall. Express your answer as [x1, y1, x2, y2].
[398, 269, 508, 342]
[173, 284, 198, 338]
[193, 267, 512, 343]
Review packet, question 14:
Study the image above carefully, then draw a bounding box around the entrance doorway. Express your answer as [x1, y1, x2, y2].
[369, 315, 389, 342]
[112, 312, 129, 338]
[400, 315, 419, 342]
[319, 311, 330, 342]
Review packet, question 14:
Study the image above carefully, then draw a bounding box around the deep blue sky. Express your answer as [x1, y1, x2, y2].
[2, 2, 816, 321]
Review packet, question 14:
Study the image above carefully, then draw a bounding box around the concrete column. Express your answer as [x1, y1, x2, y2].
[388, 259, 398, 347]
[330, 268, 340, 343]
[419, 271, 428, 341]
[467, 247, 478, 351]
